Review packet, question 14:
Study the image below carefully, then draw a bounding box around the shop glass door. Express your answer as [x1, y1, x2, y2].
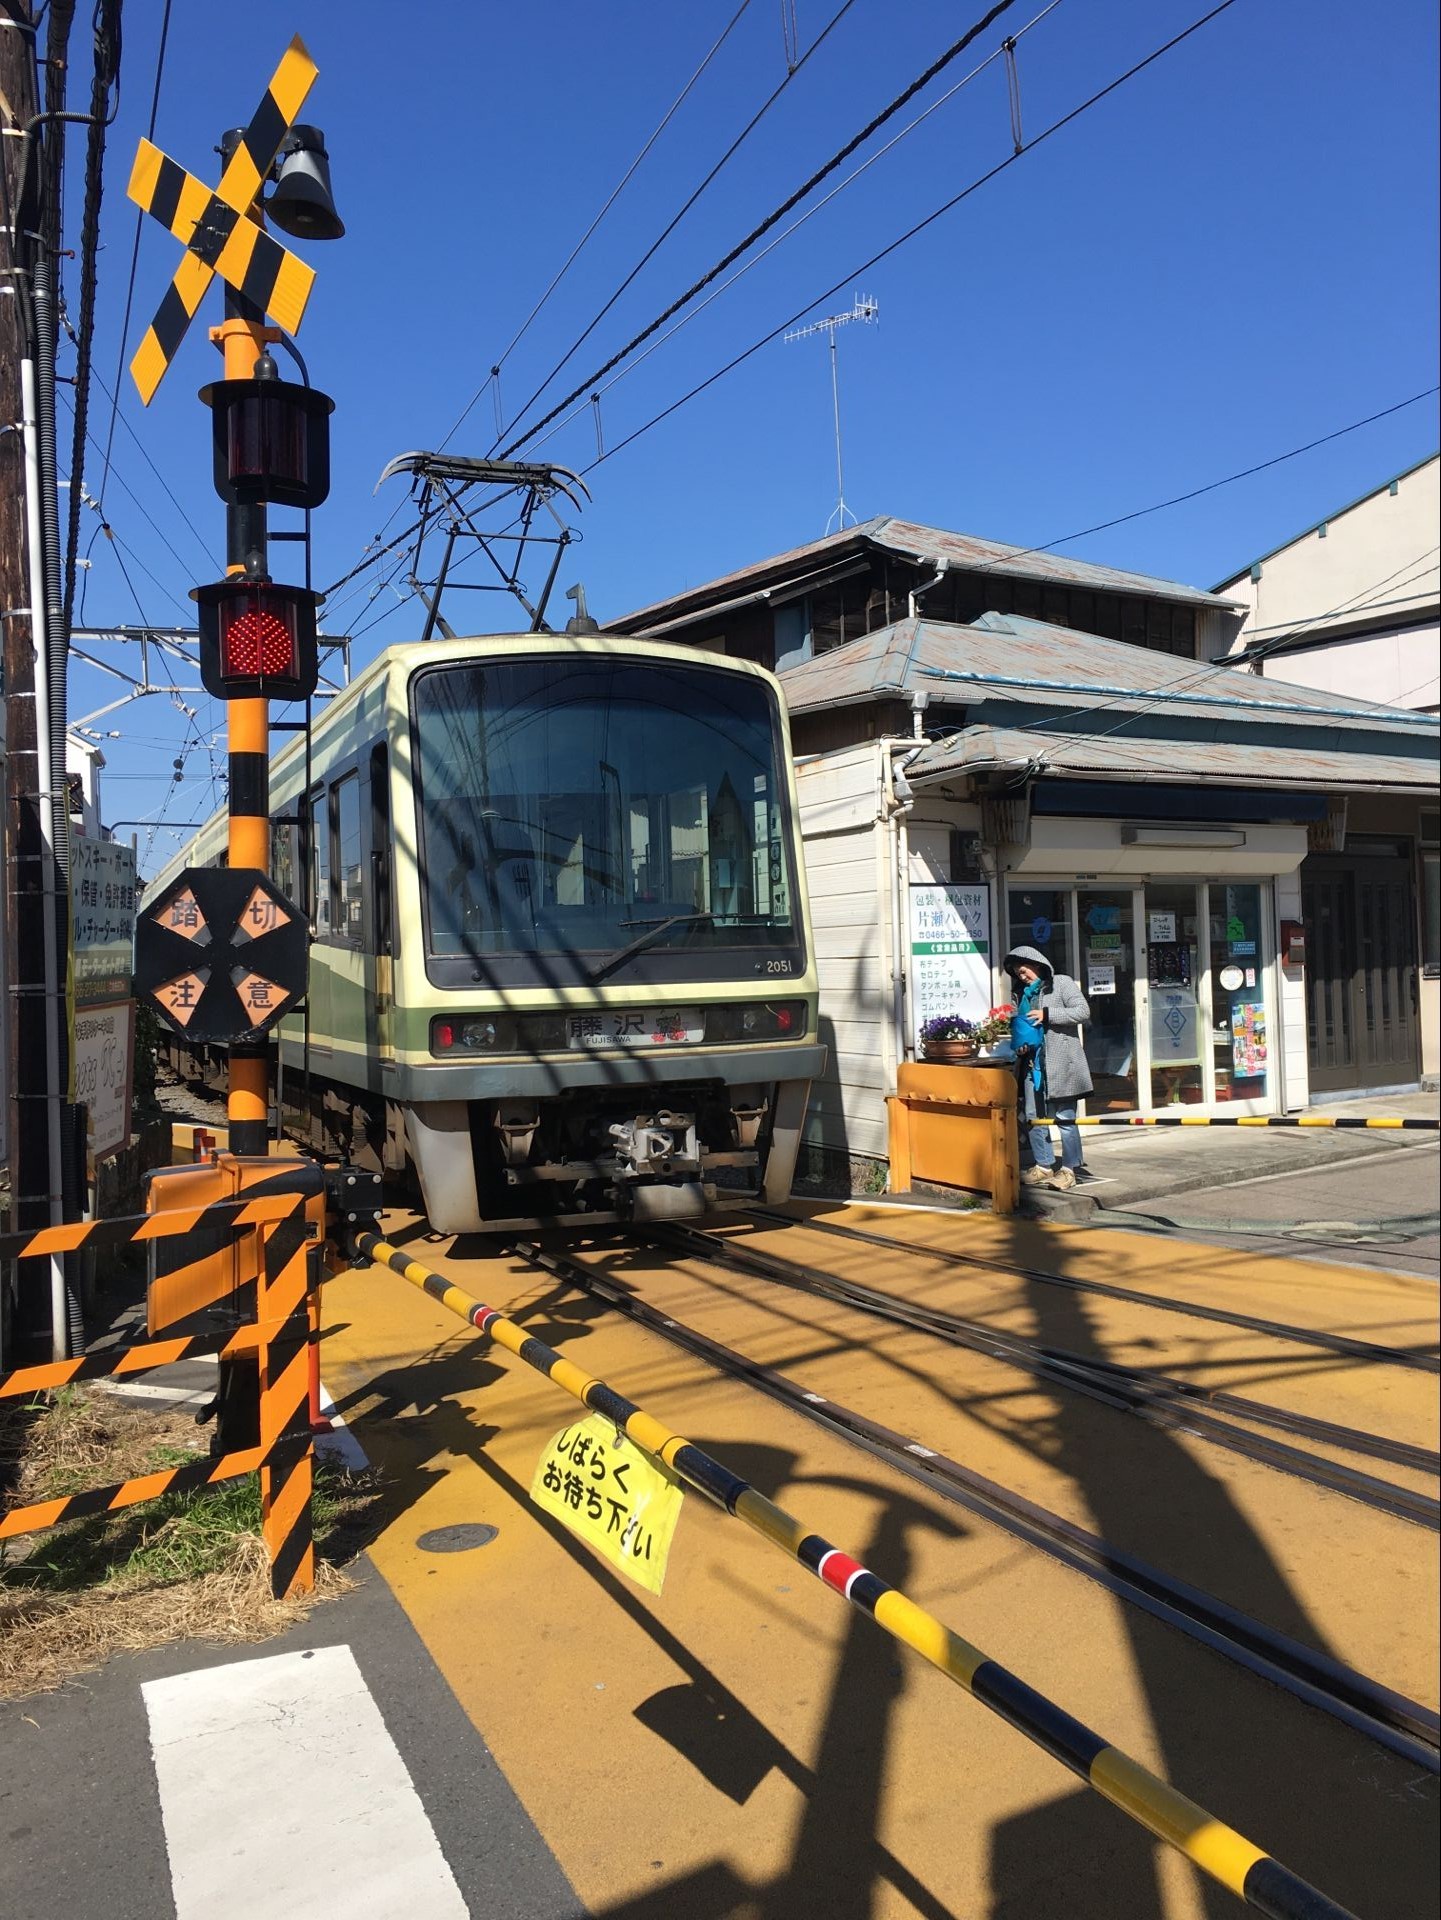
[1209, 882, 1271, 1107]
[1145, 881, 1205, 1106]
[1077, 888, 1138, 1111]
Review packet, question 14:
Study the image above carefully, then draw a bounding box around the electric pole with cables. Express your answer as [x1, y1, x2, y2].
[784, 293, 878, 533]
[1, 0, 85, 1363]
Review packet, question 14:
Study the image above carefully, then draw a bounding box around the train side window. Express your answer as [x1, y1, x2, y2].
[332, 773, 363, 944]
[369, 744, 392, 954]
[310, 791, 331, 936]
[271, 817, 297, 899]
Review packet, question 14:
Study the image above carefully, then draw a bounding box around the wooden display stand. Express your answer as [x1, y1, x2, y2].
[886, 1063, 1020, 1215]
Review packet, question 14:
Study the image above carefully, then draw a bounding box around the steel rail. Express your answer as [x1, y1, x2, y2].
[663, 1221, 1441, 1474]
[743, 1205, 1441, 1375]
[514, 1236, 1438, 1772]
[647, 1224, 1439, 1529]
[355, 1228, 1367, 1916]
[661, 1224, 1436, 1472]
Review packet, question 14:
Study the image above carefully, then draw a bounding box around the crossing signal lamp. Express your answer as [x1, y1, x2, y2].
[201, 364, 334, 510]
[193, 578, 321, 702]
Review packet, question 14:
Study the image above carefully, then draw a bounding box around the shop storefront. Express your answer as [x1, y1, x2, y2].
[1004, 877, 1276, 1115]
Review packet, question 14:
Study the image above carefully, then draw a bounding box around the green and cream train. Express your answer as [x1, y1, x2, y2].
[151, 634, 822, 1232]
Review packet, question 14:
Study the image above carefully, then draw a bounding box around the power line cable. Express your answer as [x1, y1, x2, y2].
[62, 0, 125, 633]
[95, 0, 170, 514]
[579, 0, 1244, 476]
[521, 0, 1067, 460]
[973, 391, 1441, 578]
[493, 0, 868, 452]
[441, 0, 757, 451]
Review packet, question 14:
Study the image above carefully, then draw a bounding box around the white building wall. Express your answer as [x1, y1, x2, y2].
[1242, 624, 1438, 712]
[794, 744, 893, 1163]
[1220, 456, 1441, 675]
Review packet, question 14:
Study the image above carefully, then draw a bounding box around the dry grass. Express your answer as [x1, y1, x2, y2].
[1, 1386, 381, 1702]
[0, 1539, 352, 1701]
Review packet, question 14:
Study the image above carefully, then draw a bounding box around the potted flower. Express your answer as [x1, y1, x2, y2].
[972, 1003, 1016, 1058]
[920, 1013, 979, 1064]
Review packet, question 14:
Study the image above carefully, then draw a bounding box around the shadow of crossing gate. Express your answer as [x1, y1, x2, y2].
[1, 1163, 335, 1598]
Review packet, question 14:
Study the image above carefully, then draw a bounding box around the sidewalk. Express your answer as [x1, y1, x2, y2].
[1020, 1090, 1440, 1265]
[0, 1556, 581, 1920]
[1072, 1088, 1440, 1211]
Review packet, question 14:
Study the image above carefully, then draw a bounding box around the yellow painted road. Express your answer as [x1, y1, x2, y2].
[320, 1205, 1438, 1920]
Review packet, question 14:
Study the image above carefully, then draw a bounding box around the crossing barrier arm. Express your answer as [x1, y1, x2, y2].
[352, 1229, 1359, 1920]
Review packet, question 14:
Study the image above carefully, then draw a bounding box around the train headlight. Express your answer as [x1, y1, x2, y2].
[431, 1015, 516, 1055]
[704, 1001, 807, 1043]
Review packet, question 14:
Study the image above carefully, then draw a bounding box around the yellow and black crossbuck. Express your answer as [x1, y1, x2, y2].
[127, 35, 319, 402]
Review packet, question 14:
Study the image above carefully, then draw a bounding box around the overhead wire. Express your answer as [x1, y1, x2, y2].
[320, 0, 1065, 612]
[441, 0, 757, 451]
[95, 0, 171, 516]
[521, 0, 1067, 461]
[964, 389, 1441, 581]
[571, 0, 1246, 479]
[61, 0, 123, 633]
[493, 0, 870, 452]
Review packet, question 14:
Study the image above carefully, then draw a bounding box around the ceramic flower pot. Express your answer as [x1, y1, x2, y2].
[922, 1038, 979, 1064]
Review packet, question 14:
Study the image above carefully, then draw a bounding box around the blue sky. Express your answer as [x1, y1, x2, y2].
[62, 0, 1439, 867]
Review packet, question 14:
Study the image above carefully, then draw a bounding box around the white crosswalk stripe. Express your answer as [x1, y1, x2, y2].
[143, 1644, 468, 1918]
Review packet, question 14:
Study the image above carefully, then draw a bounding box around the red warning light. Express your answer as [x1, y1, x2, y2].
[224, 605, 297, 679]
[193, 577, 320, 702]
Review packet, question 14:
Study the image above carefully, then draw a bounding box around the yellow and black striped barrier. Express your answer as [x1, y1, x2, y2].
[0, 1190, 308, 1266]
[0, 1318, 280, 1401]
[1, 1189, 320, 1596]
[353, 1229, 1358, 1920]
[1068, 1114, 1438, 1129]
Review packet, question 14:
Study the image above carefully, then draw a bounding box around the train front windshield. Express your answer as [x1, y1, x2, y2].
[412, 657, 806, 988]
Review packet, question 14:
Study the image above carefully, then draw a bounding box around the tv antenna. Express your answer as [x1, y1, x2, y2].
[784, 293, 879, 534]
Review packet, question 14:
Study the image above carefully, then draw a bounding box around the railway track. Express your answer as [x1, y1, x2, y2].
[505, 1233, 1441, 1774]
[641, 1221, 1440, 1529]
[742, 1204, 1441, 1375]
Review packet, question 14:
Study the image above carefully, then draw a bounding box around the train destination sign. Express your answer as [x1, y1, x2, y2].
[135, 867, 308, 1043]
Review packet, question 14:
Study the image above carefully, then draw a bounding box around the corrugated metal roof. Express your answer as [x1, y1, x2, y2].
[779, 613, 1441, 737]
[907, 723, 1438, 795]
[610, 517, 1241, 632]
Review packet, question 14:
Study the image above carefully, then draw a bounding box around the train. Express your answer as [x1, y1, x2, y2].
[149, 632, 822, 1232]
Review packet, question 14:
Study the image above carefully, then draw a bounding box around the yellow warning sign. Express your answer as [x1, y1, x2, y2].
[161, 890, 207, 941]
[236, 887, 291, 940]
[154, 971, 208, 1025]
[233, 971, 286, 1024]
[530, 1413, 683, 1595]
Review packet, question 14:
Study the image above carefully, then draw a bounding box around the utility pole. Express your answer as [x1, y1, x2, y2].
[2, 1, 77, 1361]
[784, 294, 879, 535]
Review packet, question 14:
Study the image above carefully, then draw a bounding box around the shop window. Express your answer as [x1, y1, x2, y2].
[1145, 881, 1203, 1105]
[1006, 889, 1075, 981]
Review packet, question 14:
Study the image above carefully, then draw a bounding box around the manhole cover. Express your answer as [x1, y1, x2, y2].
[416, 1523, 499, 1553]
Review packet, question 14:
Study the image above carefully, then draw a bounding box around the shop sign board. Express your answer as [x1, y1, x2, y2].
[73, 836, 138, 1006]
[909, 884, 991, 1048]
[73, 998, 135, 1160]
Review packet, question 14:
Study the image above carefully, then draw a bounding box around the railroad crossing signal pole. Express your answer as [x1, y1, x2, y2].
[217, 293, 275, 1157]
[126, 39, 338, 1153]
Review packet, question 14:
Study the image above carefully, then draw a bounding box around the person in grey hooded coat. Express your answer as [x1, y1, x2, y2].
[1003, 943, 1092, 1190]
